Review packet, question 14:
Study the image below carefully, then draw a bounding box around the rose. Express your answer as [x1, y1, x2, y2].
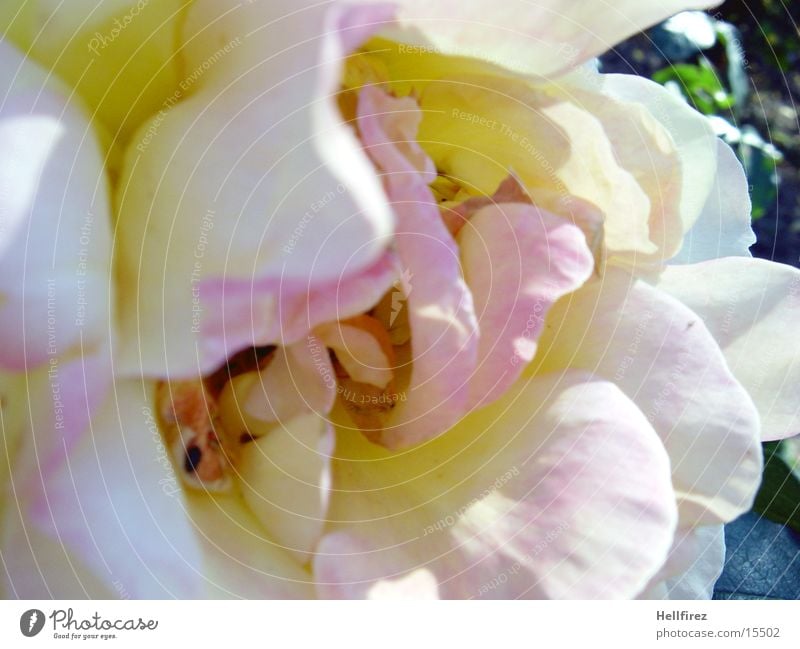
[1, 0, 798, 599]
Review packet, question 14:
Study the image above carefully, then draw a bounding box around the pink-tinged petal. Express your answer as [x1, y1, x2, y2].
[356, 86, 479, 449]
[374, 1, 721, 78]
[238, 414, 335, 563]
[115, 1, 396, 378]
[655, 258, 800, 441]
[356, 85, 436, 181]
[3, 378, 205, 598]
[0, 41, 112, 372]
[199, 253, 398, 377]
[243, 337, 336, 423]
[641, 525, 725, 599]
[316, 371, 676, 599]
[533, 268, 762, 525]
[670, 139, 755, 262]
[457, 203, 593, 408]
[3, 377, 310, 598]
[19, 1, 190, 143]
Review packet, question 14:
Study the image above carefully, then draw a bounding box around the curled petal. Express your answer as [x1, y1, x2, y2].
[357, 86, 479, 449]
[4, 379, 203, 598]
[243, 337, 337, 424]
[185, 492, 314, 598]
[316, 318, 394, 389]
[238, 414, 335, 563]
[17, 0, 191, 143]
[458, 202, 593, 408]
[200, 252, 398, 377]
[641, 525, 725, 600]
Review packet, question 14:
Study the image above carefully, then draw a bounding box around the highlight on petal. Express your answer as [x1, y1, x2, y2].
[370, 0, 722, 78]
[670, 139, 756, 263]
[457, 202, 594, 408]
[551, 76, 686, 266]
[241, 336, 336, 424]
[533, 268, 762, 525]
[656, 258, 800, 441]
[115, 1, 395, 378]
[0, 41, 112, 372]
[315, 371, 676, 599]
[238, 413, 335, 562]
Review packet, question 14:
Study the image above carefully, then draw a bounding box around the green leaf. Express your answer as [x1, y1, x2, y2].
[753, 441, 800, 533]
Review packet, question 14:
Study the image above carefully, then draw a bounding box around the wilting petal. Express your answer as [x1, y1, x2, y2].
[656, 258, 800, 441]
[670, 140, 756, 262]
[372, 0, 721, 78]
[0, 41, 112, 371]
[243, 337, 336, 423]
[238, 414, 334, 562]
[315, 371, 676, 599]
[533, 268, 762, 525]
[357, 86, 479, 448]
[115, 1, 395, 378]
[458, 203, 593, 408]
[641, 525, 725, 599]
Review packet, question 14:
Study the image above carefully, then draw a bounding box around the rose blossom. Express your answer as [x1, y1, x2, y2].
[1, 0, 798, 599]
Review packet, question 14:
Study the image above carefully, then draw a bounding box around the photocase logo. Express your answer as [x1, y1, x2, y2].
[20, 609, 45, 637]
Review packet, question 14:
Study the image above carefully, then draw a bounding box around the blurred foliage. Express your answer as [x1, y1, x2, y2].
[652, 60, 735, 114]
[753, 441, 800, 534]
[643, 10, 783, 220]
[721, 0, 800, 73]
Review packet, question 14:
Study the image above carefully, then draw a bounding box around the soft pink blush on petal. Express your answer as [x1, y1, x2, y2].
[356, 85, 479, 449]
[198, 252, 398, 377]
[6, 380, 205, 598]
[315, 371, 676, 599]
[458, 202, 593, 409]
[534, 269, 762, 526]
[115, 2, 398, 380]
[656, 257, 800, 442]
